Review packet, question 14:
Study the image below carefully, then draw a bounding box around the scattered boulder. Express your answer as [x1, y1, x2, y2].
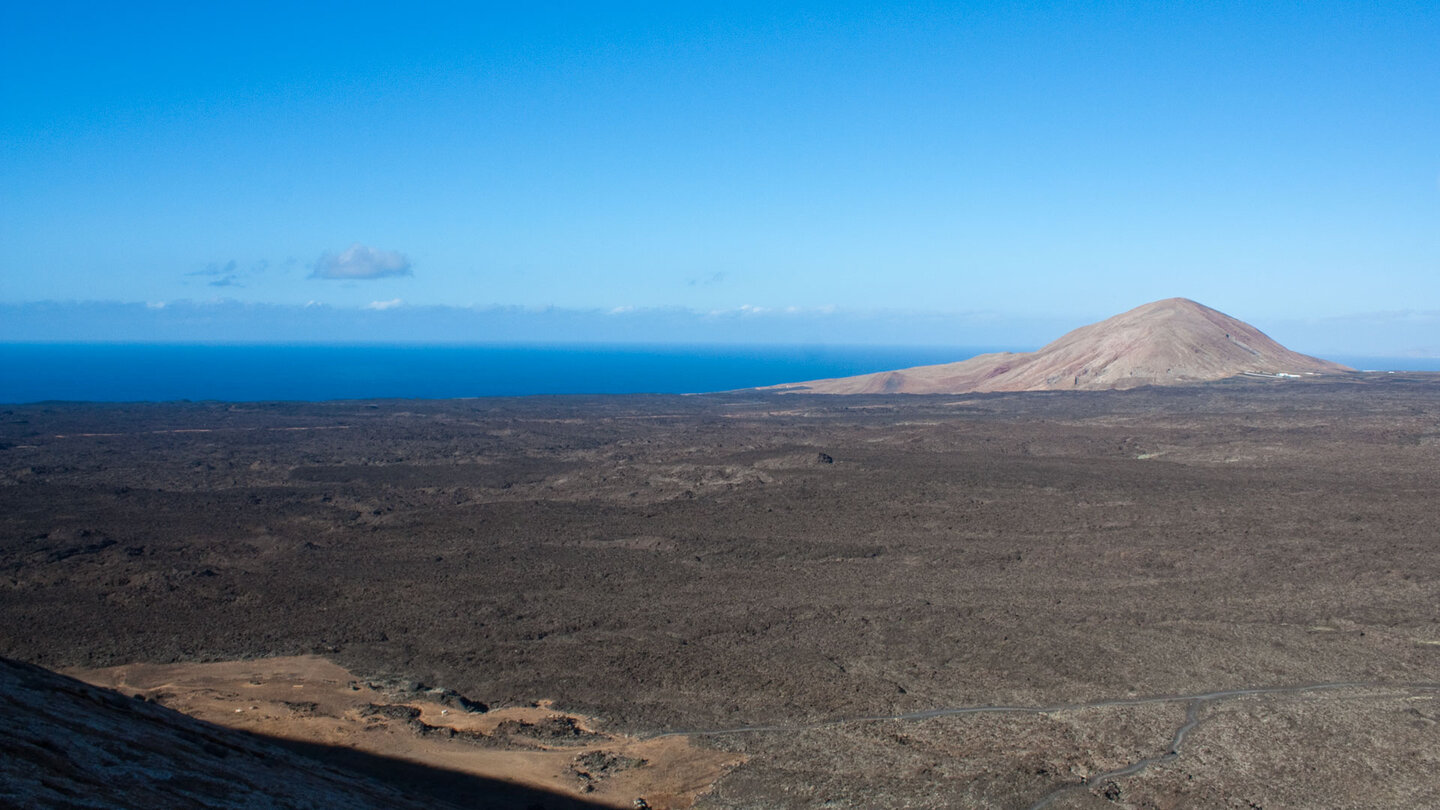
[359, 703, 421, 722]
[570, 750, 646, 791]
[494, 715, 606, 745]
[429, 687, 489, 713]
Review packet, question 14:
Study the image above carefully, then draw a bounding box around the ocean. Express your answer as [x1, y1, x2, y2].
[0, 343, 999, 403]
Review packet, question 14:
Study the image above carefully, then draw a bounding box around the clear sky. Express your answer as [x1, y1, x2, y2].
[2, 2, 1437, 350]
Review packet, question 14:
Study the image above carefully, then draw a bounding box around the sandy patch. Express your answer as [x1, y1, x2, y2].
[72, 656, 740, 809]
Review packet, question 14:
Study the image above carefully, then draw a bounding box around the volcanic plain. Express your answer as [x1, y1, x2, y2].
[3, 375, 1439, 808]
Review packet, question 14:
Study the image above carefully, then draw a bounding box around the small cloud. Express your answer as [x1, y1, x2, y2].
[364, 298, 404, 311]
[688, 271, 727, 287]
[145, 301, 166, 309]
[312, 243, 412, 280]
[608, 305, 635, 315]
[188, 259, 238, 277]
[187, 258, 271, 286]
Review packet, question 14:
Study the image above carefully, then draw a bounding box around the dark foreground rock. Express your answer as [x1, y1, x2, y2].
[0, 656, 607, 810]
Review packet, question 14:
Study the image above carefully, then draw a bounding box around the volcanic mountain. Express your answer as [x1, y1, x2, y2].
[768, 298, 1351, 394]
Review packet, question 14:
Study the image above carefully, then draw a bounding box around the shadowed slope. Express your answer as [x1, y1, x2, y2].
[0, 656, 606, 810]
[768, 298, 1351, 394]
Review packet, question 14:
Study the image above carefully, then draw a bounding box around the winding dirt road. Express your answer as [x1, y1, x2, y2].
[653, 680, 1440, 808]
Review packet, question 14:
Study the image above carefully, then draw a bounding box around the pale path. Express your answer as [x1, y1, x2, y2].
[649, 681, 1440, 808]
[1023, 698, 1207, 810]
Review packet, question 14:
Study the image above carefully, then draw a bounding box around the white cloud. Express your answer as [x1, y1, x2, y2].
[364, 298, 404, 311]
[311, 243, 412, 280]
[705, 304, 842, 318]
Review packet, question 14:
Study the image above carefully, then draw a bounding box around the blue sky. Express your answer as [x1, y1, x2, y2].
[2, 2, 1437, 352]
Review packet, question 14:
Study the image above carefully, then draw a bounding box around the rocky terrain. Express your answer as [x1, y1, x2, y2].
[768, 298, 1351, 394]
[2, 374, 1439, 807]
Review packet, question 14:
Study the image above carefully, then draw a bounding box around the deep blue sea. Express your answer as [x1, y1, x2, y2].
[0, 343, 1000, 403]
[1331, 356, 1440, 373]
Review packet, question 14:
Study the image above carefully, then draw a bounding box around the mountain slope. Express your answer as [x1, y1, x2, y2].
[768, 298, 1351, 394]
[0, 656, 604, 810]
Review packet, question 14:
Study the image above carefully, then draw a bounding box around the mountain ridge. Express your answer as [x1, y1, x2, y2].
[766, 298, 1352, 394]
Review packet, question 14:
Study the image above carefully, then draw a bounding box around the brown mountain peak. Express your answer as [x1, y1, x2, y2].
[768, 299, 1351, 395]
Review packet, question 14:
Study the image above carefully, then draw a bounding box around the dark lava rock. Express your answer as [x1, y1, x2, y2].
[495, 716, 606, 745]
[360, 703, 422, 721]
[0, 657, 439, 809]
[0, 656, 609, 809]
[572, 750, 646, 781]
[436, 688, 489, 713]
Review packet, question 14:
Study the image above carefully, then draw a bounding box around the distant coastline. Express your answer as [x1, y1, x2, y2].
[0, 342, 1002, 404]
[1326, 356, 1440, 373]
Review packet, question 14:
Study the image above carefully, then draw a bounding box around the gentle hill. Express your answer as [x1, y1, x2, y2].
[767, 298, 1351, 394]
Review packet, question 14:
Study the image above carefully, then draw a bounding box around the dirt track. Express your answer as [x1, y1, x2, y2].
[3, 374, 1439, 807]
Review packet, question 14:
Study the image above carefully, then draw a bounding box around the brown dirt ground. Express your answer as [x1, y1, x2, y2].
[72, 655, 740, 809]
